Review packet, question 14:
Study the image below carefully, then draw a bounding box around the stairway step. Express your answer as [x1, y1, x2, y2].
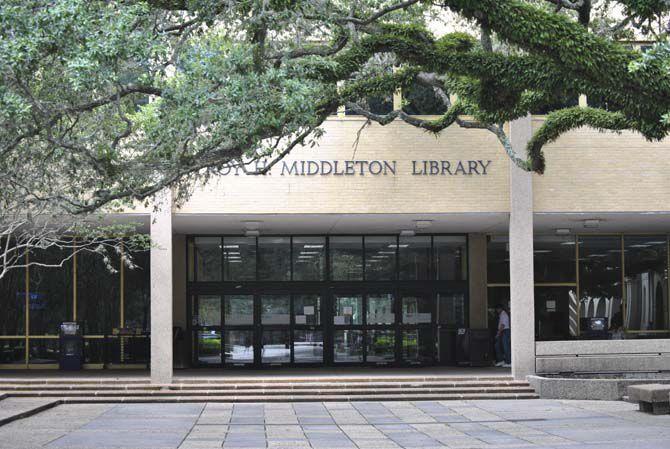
[0, 381, 530, 391]
[0, 398, 61, 427]
[56, 392, 539, 403]
[6, 386, 534, 398]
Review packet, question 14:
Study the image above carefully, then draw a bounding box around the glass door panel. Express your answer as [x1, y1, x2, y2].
[294, 295, 320, 325]
[334, 330, 363, 362]
[402, 296, 432, 324]
[402, 328, 433, 364]
[294, 330, 323, 363]
[224, 330, 254, 365]
[438, 292, 466, 328]
[260, 295, 290, 325]
[367, 330, 395, 363]
[334, 295, 362, 325]
[224, 295, 254, 325]
[262, 329, 290, 363]
[197, 330, 221, 365]
[197, 295, 221, 327]
[367, 294, 395, 325]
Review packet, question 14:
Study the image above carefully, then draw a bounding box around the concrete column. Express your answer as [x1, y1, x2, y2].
[468, 233, 488, 329]
[508, 115, 536, 379]
[150, 188, 173, 384]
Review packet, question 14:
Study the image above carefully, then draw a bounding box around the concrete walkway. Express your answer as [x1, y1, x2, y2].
[1, 399, 670, 449]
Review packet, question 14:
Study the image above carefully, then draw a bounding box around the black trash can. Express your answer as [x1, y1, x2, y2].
[59, 322, 83, 370]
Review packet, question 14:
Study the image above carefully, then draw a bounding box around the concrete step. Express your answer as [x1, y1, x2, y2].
[55, 392, 539, 403]
[0, 380, 530, 391]
[0, 398, 61, 427]
[6, 385, 536, 398]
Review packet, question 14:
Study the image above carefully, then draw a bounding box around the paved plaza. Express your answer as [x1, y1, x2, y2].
[1, 399, 670, 449]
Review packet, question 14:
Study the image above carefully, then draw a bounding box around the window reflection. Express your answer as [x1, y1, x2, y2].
[294, 330, 323, 363]
[366, 294, 394, 325]
[334, 295, 362, 325]
[330, 237, 363, 281]
[224, 330, 253, 364]
[294, 295, 320, 325]
[624, 236, 668, 332]
[535, 286, 578, 340]
[262, 330, 290, 363]
[402, 296, 432, 324]
[367, 330, 395, 363]
[365, 236, 396, 280]
[193, 237, 221, 281]
[438, 293, 465, 328]
[334, 330, 363, 362]
[402, 328, 433, 364]
[224, 295, 253, 325]
[399, 236, 431, 280]
[196, 295, 221, 327]
[223, 237, 256, 281]
[487, 236, 509, 284]
[197, 330, 221, 365]
[258, 237, 290, 281]
[534, 236, 576, 283]
[292, 237, 325, 280]
[29, 246, 73, 335]
[434, 236, 467, 280]
[260, 295, 290, 325]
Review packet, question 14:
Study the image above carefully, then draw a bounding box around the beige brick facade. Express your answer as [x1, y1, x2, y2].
[174, 117, 670, 216]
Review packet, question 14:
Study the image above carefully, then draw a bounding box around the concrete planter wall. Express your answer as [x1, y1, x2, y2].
[528, 374, 670, 400]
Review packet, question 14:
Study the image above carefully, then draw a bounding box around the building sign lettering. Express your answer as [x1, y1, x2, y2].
[220, 160, 492, 176]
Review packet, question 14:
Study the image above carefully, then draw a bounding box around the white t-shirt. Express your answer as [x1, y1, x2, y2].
[498, 310, 510, 330]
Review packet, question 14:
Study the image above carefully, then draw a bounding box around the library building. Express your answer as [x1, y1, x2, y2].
[2, 98, 670, 383]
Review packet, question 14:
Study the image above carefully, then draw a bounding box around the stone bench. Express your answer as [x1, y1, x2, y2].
[628, 384, 670, 414]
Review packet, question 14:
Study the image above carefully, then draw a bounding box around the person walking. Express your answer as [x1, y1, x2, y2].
[494, 304, 511, 368]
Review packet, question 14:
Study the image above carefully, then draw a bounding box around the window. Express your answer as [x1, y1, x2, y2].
[578, 236, 623, 337]
[535, 286, 578, 341]
[260, 295, 290, 325]
[193, 237, 221, 281]
[258, 237, 290, 281]
[435, 236, 467, 280]
[402, 82, 448, 115]
[261, 330, 290, 364]
[224, 295, 253, 325]
[399, 236, 431, 280]
[334, 295, 363, 325]
[624, 236, 668, 332]
[29, 246, 73, 335]
[330, 237, 363, 281]
[437, 293, 466, 328]
[77, 249, 120, 334]
[367, 330, 395, 363]
[487, 236, 509, 284]
[294, 330, 323, 363]
[224, 330, 253, 364]
[197, 330, 221, 365]
[402, 328, 433, 364]
[334, 330, 363, 362]
[292, 237, 325, 281]
[123, 250, 150, 331]
[223, 237, 256, 281]
[534, 236, 576, 283]
[294, 295, 320, 325]
[0, 251, 26, 336]
[365, 236, 396, 280]
[367, 294, 395, 325]
[402, 296, 432, 324]
[196, 296, 221, 327]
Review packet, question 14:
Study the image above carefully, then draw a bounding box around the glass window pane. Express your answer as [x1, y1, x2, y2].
[402, 328, 433, 363]
[578, 236, 623, 338]
[438, 292, 466, 328]
[402, 296, 432, 324]
[330, 237, 363, 281]
[487, 236, 509, 284]
[29, 246, 73, 335]
[334, 295, 362, 325]
[262, 330, 290, 363]
[261, 295, 290, 325]
[294, 330, 323, 363]
[366, 294, 395, 325]
[294, 295, 320, 325]
[624, 236, 668, 331]
[258, 237, 290, 281]
[83, 339, 105, 364]
[534, 236, 576, 282]
[197, 330, 221, 365]
[365, 236, 396, 281]
[435, 236, 467, 281]
[402, 81, 448, 115]
[488, 287, 510, 331]
[292, 237, 325, 281]
[123, 250, 150, 332]
[535, 286, 578, 341]
[28, 338, 59, 364]
[0, 339, 26, 364]
[224, 295, 254, 325]
[77, 249, 120, 335]
[194, 237, 221, 281]
[224, 237, 256, 281]
[334, 330, 363, 362]
[224, 330, 254, 364]
[0, 259, 26, 335]
[367, 330, 395, 363]
[399, 236, 431, 280]
[197, 295, 221, 327]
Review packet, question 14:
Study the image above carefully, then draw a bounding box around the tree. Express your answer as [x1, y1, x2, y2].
[1, 0, 670, 276]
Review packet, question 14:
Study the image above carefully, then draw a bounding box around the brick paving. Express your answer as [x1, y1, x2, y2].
[1, 399, 670, 449]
